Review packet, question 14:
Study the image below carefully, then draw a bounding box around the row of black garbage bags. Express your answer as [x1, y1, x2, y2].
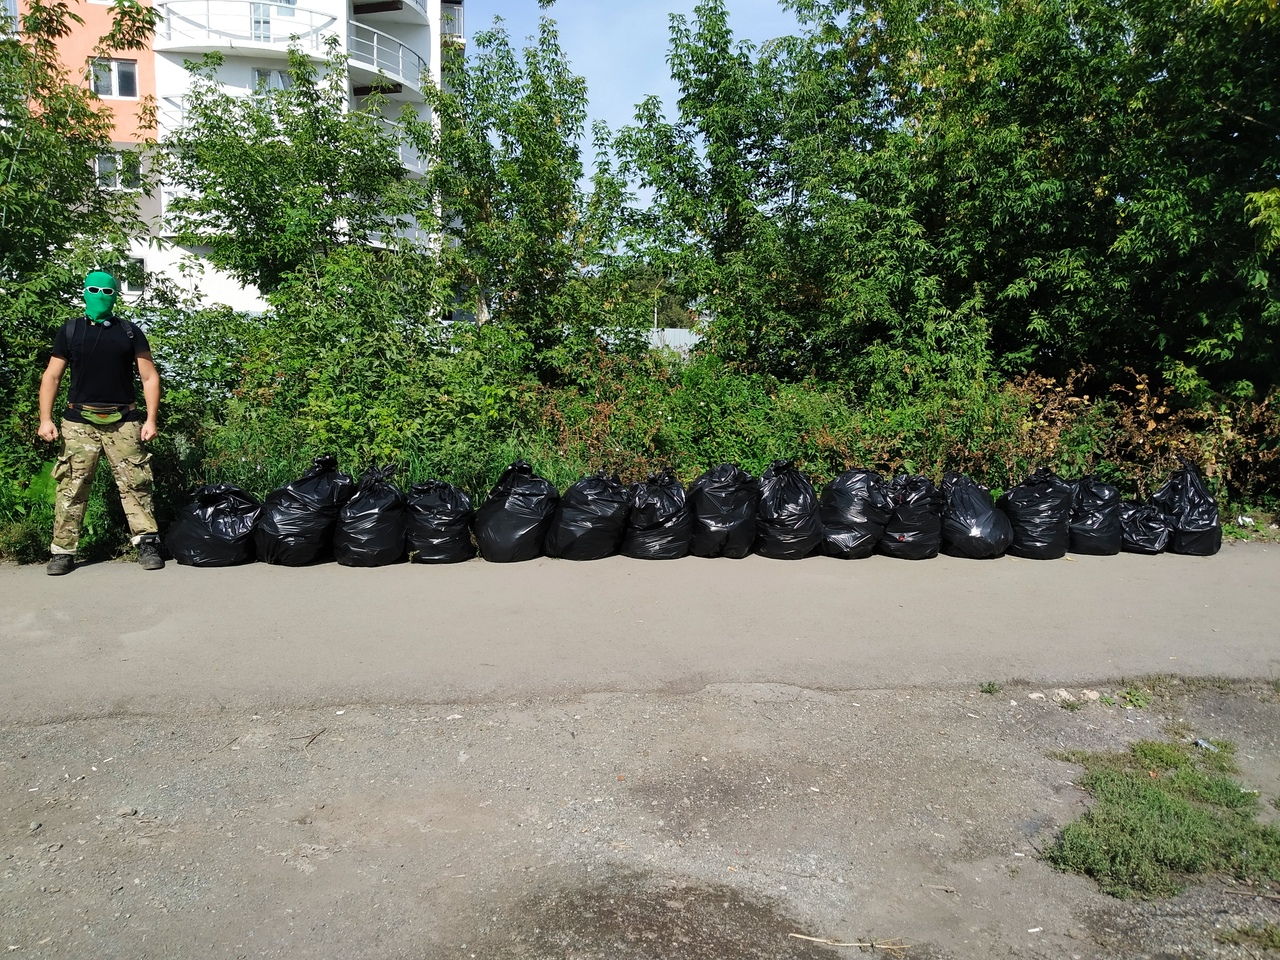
[165, 456, 1223, 568]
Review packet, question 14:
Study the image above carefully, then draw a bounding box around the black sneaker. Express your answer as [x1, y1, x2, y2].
[137, 536, 165, 571]
[47, 554, 75, 576]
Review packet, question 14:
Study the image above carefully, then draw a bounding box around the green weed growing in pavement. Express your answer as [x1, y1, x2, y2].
[1120, 687, 1154, 709]
[1045, 738, 1280, 898]
[979, 681, 1001, 695]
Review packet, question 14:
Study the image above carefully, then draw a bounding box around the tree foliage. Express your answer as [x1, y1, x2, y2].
[406, 16, 641, 371]
[616, 0, 1280, 398]
[161, 45, 424, 293]
[0, 0, 156, 281]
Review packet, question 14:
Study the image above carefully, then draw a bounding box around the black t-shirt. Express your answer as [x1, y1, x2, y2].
[51, 318, 151, 414]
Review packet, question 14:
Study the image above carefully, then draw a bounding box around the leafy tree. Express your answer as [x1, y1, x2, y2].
[786, 0, 1279, 397]
[620, 0, 1278, 396]
[1211, 0, 1280, 259]
[615, 0, 989, 388]
[161, 45, 424, 294]
[405, 14, 636, 374]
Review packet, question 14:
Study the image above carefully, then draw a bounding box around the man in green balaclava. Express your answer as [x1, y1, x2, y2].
[37, 270, 165, 575]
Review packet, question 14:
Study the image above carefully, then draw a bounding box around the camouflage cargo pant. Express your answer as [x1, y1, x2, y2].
[50, 419, 157, 555]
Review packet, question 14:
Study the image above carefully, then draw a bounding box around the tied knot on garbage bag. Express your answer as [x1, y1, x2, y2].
[475, 460, 560, 563]
[334, 464, 408, 567]
[997, 467, 1073, 560]
[255, 454, 355, 566]
[407, 479, 475, 564]
[820, 468, 891, 560]
[880, 474, 945, 560]
[754, 459, 823, 560]
[941, 472, 1011, 559]
[621, 467, 692, 560]
[546, 469, 630, 561]
[1151, 457, 1222, 556]
[689, 464, 760, 559]
[167, 483, 263, 567]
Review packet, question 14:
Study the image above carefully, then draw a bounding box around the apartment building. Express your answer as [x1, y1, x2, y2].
[25, 0, 463, 309]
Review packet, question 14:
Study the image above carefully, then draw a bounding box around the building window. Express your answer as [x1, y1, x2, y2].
[441, 2, 463, 39]
[253, 67, 292, 91]
[91, 59, 138, 98]
[250, 0, 295, 42]
[120, 258, 146, 295]
[2, 0, 18, 26]
[94, 152, 142, 190]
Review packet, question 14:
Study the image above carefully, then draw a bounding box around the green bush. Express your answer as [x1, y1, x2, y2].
[4, 308, 1276, 561]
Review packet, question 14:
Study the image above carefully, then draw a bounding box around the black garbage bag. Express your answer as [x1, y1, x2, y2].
[166, 484, 263, 567]
[407, 480, 475, 564]
[1069, 476, 1123, 556]
[879, 475, 945, 560]
[333, 464, 407, 567]
[754, 460, 823, 560]
[1120, 502, 1173, 555]
[474, 460, 560, 563]
[545, 470, 630, 561]
[941, 472, 1012, 559]
[688, 464, 759, 559]
[997, 468, 1074, 560]
[621, 468, 692, 560]
[820, 468, 892, 560]
[1151, 459, 1222, 557]
[254, 455, 355, 566]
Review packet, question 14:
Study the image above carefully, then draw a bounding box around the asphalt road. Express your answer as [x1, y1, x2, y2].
[4, 545, 1277, 723]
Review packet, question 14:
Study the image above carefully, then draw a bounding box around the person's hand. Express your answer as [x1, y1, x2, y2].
[140, 421, 158, 443]
[38, 420, 58, 442]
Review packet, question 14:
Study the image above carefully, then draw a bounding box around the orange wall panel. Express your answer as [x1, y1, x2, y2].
[21, 0, 156, 142]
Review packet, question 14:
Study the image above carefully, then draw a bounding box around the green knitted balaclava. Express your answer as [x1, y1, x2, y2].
[83, 271, 118, 322]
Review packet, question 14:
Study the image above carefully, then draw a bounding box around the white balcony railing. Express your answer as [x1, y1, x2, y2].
[155, 0, 337, 51]
[158, 96, 185, 134]
[347, 20, 426, 93]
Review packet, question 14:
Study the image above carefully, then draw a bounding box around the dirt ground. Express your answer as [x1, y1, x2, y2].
[3, 549, 1280, 958]
[3, 681, 1279, 959]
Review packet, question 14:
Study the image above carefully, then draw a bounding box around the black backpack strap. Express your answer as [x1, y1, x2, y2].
[62, 317, 80, 362]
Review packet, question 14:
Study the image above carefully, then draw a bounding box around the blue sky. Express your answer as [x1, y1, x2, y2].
[465, 1, 802, 134]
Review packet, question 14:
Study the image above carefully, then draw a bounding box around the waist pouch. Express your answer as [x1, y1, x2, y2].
[67, 404, 140, 426]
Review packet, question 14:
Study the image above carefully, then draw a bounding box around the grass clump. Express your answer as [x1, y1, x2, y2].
[1045, 738, 1280, 898]
[979, 681, 1001, 695]
[1218, 923, 1280, 950]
